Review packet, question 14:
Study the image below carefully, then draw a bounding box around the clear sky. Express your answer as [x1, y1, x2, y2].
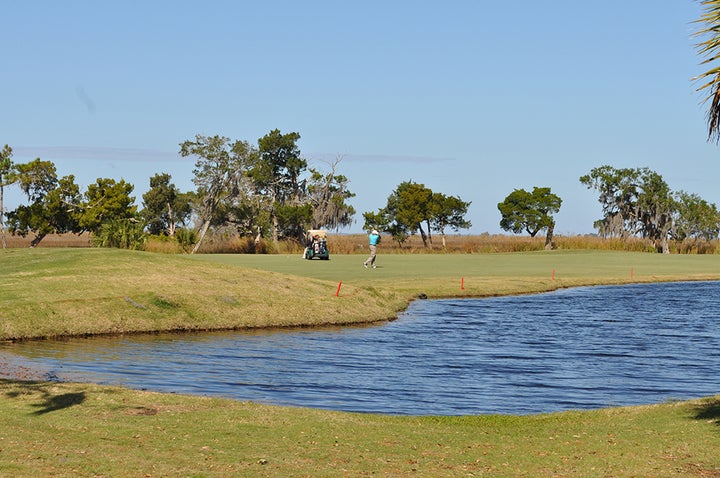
[2, 1, 717, 235]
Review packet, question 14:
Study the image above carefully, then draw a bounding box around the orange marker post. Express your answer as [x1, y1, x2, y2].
[461, 277, 465, 290]
[551, 269, 555, 281]
[335, 281, 343, 297]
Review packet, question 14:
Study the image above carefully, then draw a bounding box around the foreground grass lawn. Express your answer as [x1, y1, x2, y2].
[1, 380, 719, 477]
[2, 248, 720, 476]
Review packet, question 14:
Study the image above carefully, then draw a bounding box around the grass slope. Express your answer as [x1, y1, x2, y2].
[0, 380, 718, 477]
[0, 248, 404, 340]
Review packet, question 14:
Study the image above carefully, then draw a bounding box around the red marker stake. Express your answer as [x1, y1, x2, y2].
[630, 268, 634, 279]
[335, 281, 343, 297]
[551, 269, 555, 280]
[461, 277, 465, 290]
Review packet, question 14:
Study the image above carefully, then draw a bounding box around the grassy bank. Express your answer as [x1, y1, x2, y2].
[5, 248, 720, 340]
[0, 248, 406, 340]
[0, 380, 718, 477]
[2, 247, 720, 476]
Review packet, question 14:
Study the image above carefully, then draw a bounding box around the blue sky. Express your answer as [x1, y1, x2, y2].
[2, 1, 717, 235]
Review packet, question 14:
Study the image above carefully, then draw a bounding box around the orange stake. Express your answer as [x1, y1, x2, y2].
[335, 281, 342, 297]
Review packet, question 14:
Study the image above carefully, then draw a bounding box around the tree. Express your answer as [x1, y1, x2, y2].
[75, 178, 137, 234]
[579, 166, 643, 238]
[363, 181, 471, 248]
[180, 135, 256, 253]
[0, 144, 15, 249]
[6, 159, 82, 247]
[580, 165, 675, 253]
[141, 173, 191, 236]
[396, 181, 435, 247]
[497, 187, 562, 249]
[430, 193, 472, 249]
[249, 129, 308, 244]
[306, 156, 356, 230]
[635, 169, 673, 253]
[362, 189, 411, 246]
[694, 0, 720, 142]
[672, 191, 720, 242]
[362, 181, 431, 247]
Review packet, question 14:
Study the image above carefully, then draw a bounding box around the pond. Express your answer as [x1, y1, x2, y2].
[2, 281, 719, 415]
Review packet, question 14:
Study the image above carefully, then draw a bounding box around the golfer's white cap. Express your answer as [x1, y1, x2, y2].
[371, 229, 378, 234]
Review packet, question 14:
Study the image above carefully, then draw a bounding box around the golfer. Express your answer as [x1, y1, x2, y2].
[363, 229, 381, 269]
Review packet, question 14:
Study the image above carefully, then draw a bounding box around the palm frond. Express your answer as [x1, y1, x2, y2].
[694, 0, 720, 142]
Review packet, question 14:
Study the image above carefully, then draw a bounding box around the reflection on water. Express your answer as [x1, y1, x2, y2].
[3, 281, 720, 415]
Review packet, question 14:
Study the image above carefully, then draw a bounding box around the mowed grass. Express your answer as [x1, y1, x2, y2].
[0, 380, 719, 477]
[2, 247, 720, 477]
[192, 249, 720, 299]
[0, 248, 406, 340]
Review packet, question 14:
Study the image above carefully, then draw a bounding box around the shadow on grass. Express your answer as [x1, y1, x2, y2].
[692, 397, 720, 424]
[1, 380, 86, 415]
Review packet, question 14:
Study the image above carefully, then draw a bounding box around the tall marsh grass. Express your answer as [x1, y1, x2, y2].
[4, 230, 719, 254]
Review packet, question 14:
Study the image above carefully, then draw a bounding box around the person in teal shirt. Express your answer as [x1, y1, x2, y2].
[363, 229, 381, 269]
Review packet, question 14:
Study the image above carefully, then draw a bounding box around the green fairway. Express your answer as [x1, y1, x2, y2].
[192, 249, 720, 281]
[191, 249, 720, 301]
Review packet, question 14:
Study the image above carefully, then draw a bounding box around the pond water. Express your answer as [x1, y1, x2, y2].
[3, 281, 719, 415]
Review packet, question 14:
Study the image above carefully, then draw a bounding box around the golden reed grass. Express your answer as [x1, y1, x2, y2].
[4, 231, 719, 254]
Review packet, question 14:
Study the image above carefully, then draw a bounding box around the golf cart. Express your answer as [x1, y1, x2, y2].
[303, 229, 329, 260]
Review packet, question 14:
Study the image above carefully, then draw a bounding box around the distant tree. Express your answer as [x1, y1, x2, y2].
[672, 191, 720, 242]
[579, 166, 643, 238]
[306, 156, 356, 230]
[635, 169, 673, 253]
[580, 165, 674, 253]
[396, 181, 435, 247]
[141, 173, 191, 236]
[180, 135, 256, 253]
[6, 159, 82, 246]
[363, 180, 471, 248]
[75, 178, 137, 235]
[14, 158, 58, 202]
[362, 181, 428, 247]
[248, 129, 308, 243]
[497, 187, 562, 249]
[0, 144, 15, 248]
[362, 193, 411, 246]
[430, 193, 472, 249]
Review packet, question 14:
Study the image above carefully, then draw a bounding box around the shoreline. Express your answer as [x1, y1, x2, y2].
[0, 350, 51, 381]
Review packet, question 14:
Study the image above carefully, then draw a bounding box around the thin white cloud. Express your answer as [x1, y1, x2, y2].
[308, 152, 455, 164]
[13, 147, 453, 166]
[12, 146, 182, 162]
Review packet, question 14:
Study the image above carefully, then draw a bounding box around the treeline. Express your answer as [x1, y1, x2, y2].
[0, 131, 356, 252]
[580, 165, 720, 253]
[494, 166, 720, 254]
[3, 135, 719, 254]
